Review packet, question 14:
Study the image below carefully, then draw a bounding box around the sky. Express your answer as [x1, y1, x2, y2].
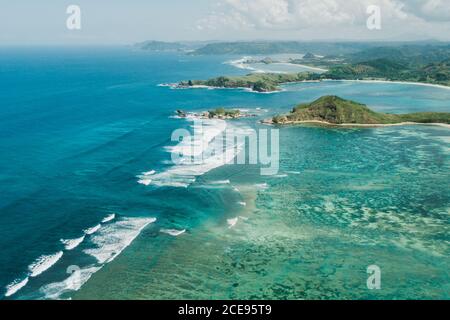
[0, 0, 449, 45]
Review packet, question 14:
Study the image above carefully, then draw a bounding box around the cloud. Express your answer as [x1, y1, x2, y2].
[196, 0, 448, 39]
[199, 0, 410, 29]
[402, 0, 450, 21]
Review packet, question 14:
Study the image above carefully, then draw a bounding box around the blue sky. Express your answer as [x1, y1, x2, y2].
[0, 0, 449, 45]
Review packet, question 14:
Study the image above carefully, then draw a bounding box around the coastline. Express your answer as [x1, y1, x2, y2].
[323, 79, 450, 91]
[167, 78, 450, 95]
[264, 119, 450, 128]
[226, 57, 327, 74]
[161, 83, 283, 94]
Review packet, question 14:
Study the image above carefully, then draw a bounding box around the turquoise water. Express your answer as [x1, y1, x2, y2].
[0, 48, 449, 300]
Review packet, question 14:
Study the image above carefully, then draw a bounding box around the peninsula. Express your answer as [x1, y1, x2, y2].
[178, 72, 320, 92]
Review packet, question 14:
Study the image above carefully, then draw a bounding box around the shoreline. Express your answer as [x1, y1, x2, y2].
[322, 79, 450, 91]
[161, 83, 283, 94]
[226, 57, 327, 74]
[264, 120, 450, 128]
[164, 78, 450, 95]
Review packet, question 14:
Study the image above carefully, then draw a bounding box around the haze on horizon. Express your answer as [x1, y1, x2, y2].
[0, 0, 449, 45]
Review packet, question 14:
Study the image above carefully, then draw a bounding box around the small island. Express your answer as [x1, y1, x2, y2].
[176, 108, 255, 120]
[266, 96, 450, 126]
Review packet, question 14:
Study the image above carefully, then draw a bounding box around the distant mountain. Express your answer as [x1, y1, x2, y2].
[135, 41, 187, 51]
[348, 44, 450, 65]
[134, 41, 212, 52]
[191, 41, 373, 56]
[326, 55, 450, 86]
[272, 96, 450, 125]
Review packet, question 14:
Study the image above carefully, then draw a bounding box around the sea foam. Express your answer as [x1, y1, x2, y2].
[4, 277, 29, 297]
[61, 236, 85, 251]
[227, 217, 239, 228]
[29, 251, 64, 277]
[160, 229, 186, 236]
[84, 224, 101, 235]
[40, 265, 101, 300]
[84, 217, 156, 264]
[138, 118, 249, 188]
[102, 213, 116, 223]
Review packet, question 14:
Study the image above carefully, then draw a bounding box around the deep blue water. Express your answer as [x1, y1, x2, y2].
[0, 47, 449, 299]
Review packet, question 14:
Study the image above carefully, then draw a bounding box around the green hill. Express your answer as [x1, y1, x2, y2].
[180, 72, 319, 92]
[272, 96, 450, 125]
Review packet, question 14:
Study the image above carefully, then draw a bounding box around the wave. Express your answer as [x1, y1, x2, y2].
[226, 57, 263, 73]
[209, 180, 231, 185]
[84, 224, 101, 235]
[101, 213, 116, 223]
[255, 183, 269, 190]
[29, 251, 64, 278]
[137, 170, 156, 186]
[160, 229, 186, 237]
[138, 118, 250, 188]
[84, 217, 156, 264]
[4, 277, 29, 297]
[227, 217, 239, 229]
[60, 236, 85, 251]
[157, 83, 178, 87]
[226, 56, 328, 74]
[40, 266, 101, 300]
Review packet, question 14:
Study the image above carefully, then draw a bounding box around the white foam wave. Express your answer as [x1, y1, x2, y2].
[29, 251, 64, 278]
[160, 229, 186, 237]
[227, 217, 239, 229]
[157, 83, 178, 87]
[40, 266, 101, 300]
[84, 217, 156, 264]
[5, 277, 29, 297]
[226, 57, 262, 73]
[138, 178, 152, 186]
[102, 213, 116, 223]
[60, 236, 85, 251]
[273, 174, 288, 178]
[138, 118, 250, 188]
[84, 224, 101, 235]
[210, 180, 231, 185]
[255, 183, 269, 190]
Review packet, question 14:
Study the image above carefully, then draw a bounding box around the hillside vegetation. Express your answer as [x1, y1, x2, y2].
[271, 96, 450, 125]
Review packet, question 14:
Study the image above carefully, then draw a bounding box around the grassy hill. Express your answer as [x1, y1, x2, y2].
[326, 58, 450, 85]
[180, 72, 319, 92]
[272, 96, 450, 125]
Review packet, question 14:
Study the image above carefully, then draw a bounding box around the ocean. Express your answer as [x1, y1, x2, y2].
[0, 47, 449, 299]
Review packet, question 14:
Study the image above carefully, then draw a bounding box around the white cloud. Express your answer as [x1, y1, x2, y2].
[403, 0, 450, 21]
[196, 0, 448, 40]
